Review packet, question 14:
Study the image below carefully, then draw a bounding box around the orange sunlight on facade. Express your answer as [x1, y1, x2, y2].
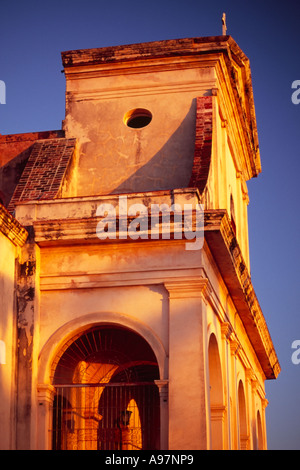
[0, 36, 280, 450]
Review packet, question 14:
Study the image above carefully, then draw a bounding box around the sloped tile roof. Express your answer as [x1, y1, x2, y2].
[7, 138, 76, 213]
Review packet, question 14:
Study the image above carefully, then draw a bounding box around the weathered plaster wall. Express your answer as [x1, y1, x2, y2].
[35, 234, 267, 449]
[63, 67, 215, 196]
[0, 232, 16, 449]
[38, 240, 202, 357]
[0, 37, 276, 450]
[14, 232, 40, 449]
[203, 91, 251, 268]
[0, 206, 28, 450]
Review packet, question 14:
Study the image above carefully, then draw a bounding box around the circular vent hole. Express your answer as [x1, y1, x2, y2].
[124, 108, 152, 129]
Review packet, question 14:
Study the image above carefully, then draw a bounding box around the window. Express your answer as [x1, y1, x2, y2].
[124, 108, 152, 129]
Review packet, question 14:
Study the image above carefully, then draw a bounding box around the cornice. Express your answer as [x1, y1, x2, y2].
[204, 210, 280, 380]
[164, 278, 209, 299]
[0, 204, 28, 247]
[61, 36, 232, 69]
[31, 204, 279, 380]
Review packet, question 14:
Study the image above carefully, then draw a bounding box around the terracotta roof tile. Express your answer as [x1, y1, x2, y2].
[7, 138, 76, 213]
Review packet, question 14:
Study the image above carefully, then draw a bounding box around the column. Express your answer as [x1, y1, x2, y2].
[37, 384, 56, 450]
[154, 379, 169, 450]
[246, 368, 257, 450]
[261, 398, 268, 450]
[221, 322, 233, 449]
[229, 339, 239, 449]
[165, 278, 209, 450]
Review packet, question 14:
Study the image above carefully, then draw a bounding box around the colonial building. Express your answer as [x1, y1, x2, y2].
[0, 35, 280, 450]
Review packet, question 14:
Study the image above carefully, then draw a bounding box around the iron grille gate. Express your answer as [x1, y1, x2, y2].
[52, 382, 160, 450]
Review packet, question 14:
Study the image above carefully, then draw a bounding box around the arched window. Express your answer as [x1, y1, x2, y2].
[208, 334, 225, 449]
[257, 410, 264, 450]
[238, 380, 248, 449]
[51, 326, 160, 450]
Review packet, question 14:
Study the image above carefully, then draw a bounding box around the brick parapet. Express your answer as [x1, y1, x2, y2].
[188, 96, 213, 193]
[0, 130, 65, 167]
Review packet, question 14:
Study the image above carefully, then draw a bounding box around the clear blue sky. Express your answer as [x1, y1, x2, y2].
[1, 0, 299, 450]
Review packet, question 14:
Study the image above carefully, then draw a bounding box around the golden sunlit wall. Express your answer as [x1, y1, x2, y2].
[0, 231, 17, 449]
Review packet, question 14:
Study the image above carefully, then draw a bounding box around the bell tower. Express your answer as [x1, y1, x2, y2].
[61, 36, 260, 267]
[0, 36, 279, 450]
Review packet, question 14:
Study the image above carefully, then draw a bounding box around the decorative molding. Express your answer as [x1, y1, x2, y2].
[40, 268, 206, 291]
[262, 398, 269, 410]
[33, 205, 280, 379]
[37, 384, 56, 404]
[221, 322, 234, 341]
[66, 82, 213, 102]
[230, 340, 240, 356]
[164, 278, 209, 300]
[240, 434, 250, 450]
[204, 210, 280, 380]
[0, 204, 28, 247]
[61, 36, 232, 69]
[210, 404, 226, 422]
[154, 380, 169, 402]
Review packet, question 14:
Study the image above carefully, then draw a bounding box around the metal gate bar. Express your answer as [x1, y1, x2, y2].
[52, 383, 160, 450]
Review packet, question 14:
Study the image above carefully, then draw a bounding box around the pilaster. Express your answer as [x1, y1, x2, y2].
[155, 380, 169, 450]
[165, 278, 209, 450]
[37, 384, 56, 450]
[15, 232, 40, 450]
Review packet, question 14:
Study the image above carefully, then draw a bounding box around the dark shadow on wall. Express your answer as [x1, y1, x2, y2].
[112, 98, 197, 194]
[0, 147, 32, 209]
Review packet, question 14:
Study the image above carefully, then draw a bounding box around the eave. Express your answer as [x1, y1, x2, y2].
[205, 209, 280, 380]
[30, 195, 279, 379]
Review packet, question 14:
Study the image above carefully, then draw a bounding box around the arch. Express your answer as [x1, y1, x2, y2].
[256, 410, 263, 450]
[52, 325, 160, 385]
[38, 311, 167, 385]
[208, 333, 224, 449]
[238, 380, 248, 449]
[50, 324, 161, 450]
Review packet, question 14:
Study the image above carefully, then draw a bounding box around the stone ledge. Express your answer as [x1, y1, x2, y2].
[0, 203, 28, 247]
[31, 203, 280, 380]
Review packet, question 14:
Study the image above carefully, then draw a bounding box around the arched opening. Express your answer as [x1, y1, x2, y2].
[51, 325, 160, 450]
[238, 380, 248, 449]
[208, 334, 224, 449]
[256, 410, 263, 450]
